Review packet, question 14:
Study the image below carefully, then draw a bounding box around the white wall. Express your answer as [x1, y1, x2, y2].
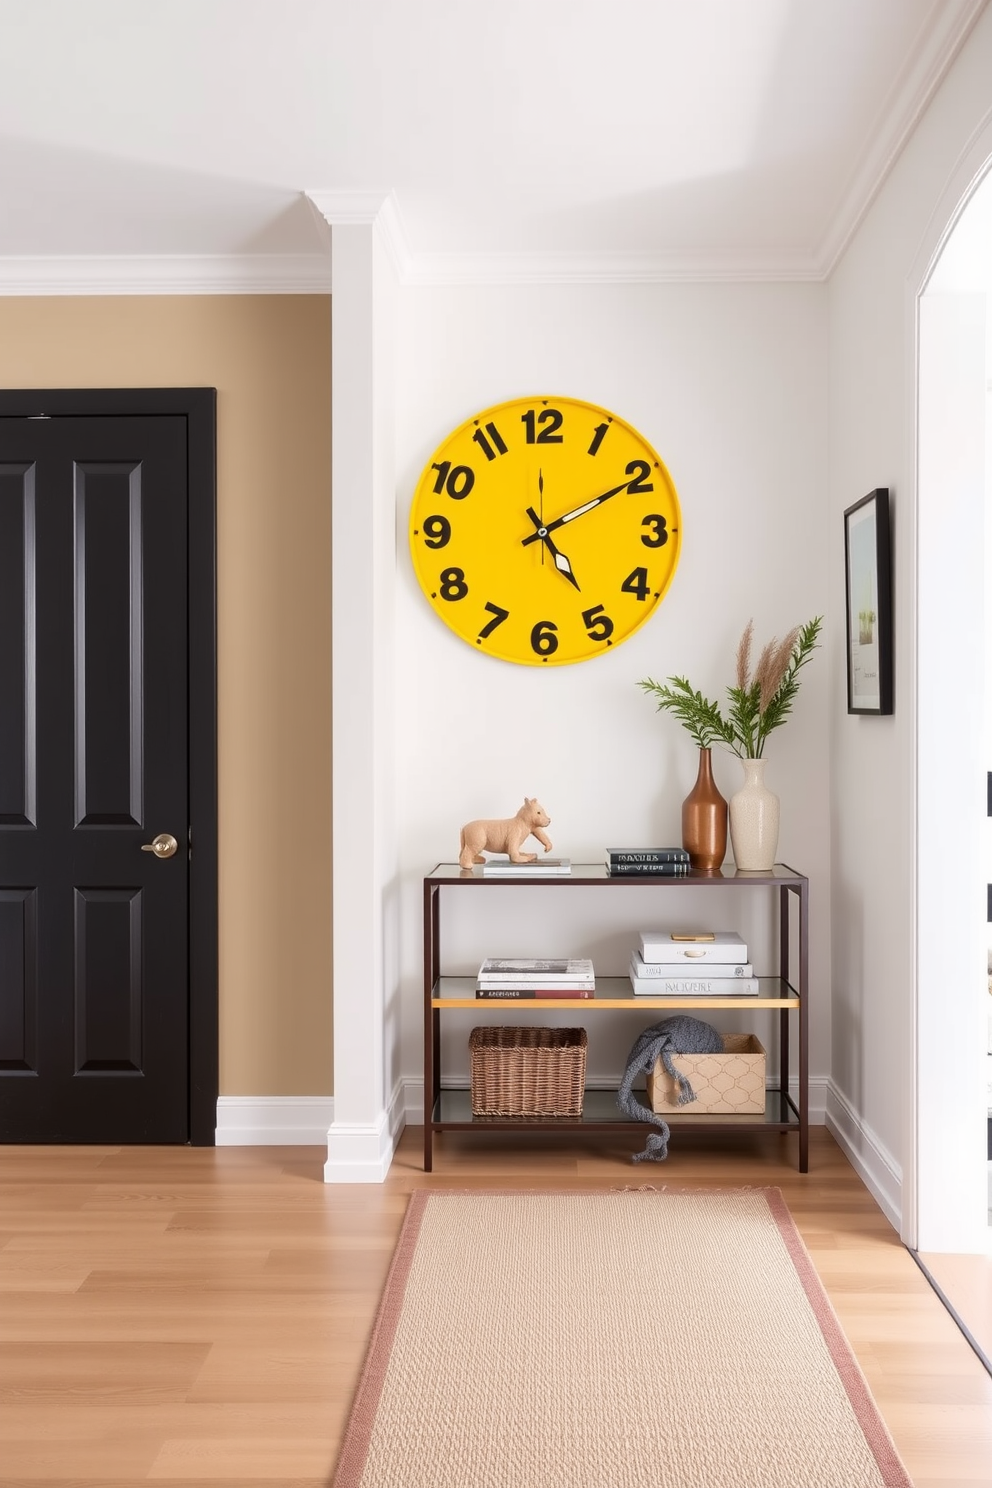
[393, 281, 831, 1106]
[827, 2, 992, 1245]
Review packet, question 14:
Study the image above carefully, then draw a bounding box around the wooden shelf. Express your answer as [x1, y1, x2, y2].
[433, 974, 799, 1010]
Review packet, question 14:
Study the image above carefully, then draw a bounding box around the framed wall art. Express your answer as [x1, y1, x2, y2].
[844, 488, 892, 715]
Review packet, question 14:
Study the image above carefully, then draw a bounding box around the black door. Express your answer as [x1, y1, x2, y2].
[0, 394, 217, 1142]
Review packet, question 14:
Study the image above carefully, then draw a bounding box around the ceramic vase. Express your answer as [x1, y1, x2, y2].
[729, 757, 780, 871]
[681, 747, 728, 871]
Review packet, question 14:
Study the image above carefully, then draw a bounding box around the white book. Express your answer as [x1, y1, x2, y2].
[476, 980, 596, 993]
[628, 972, 760, 996]
[638, 930, 748, 964]
[629, 951, 754, 980]
[482, 858, 571, 875]
[478, 957, 594, 979]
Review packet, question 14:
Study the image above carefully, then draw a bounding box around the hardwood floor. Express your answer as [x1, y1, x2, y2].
[1, 1128, 991, 1486]
[915, 1246, 992, 1376]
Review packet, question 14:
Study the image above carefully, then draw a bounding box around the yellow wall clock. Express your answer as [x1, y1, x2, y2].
[408, 395, 681, 666]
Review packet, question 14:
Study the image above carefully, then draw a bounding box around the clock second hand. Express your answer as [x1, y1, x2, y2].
[524, 505, 580, 590]
[539, 469, 545, 567]
[520, 476, 631, 546]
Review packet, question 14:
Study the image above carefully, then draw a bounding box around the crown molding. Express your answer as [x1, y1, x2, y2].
[0, 238, 822, 294]
[815, 0, 990, 277]
[305, 188, 822, 282]
[304, 187, 823, 283]
[0, 253, 331, 295]
[305, 188, 394, 225]
[305, 189, 413, 281]
[397, 248, 824, 285]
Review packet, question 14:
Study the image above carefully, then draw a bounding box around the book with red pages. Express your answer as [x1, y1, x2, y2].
[475, 986, 596, 999]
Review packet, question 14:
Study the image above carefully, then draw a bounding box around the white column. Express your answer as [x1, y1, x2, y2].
[308, 192, 402, 1181]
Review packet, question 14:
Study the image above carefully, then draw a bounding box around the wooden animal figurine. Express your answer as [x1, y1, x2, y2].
[458, 798, 553, 868]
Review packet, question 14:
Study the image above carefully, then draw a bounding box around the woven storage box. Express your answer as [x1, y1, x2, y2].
[469, 1026, 587, 1116]
[645, 1033, 766, 1113]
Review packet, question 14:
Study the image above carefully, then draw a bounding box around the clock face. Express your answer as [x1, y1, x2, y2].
[409, 395, 681, 666]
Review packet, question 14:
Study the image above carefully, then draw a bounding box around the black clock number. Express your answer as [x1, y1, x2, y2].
[587, 422, 609, 456]
[625, 459, 654, 494]
[640, 514, 668, 547]
[422, 514, 451, 549]
[431, 460, 475, 499]
[581, 604, 615, 642]
[521, 408, 564, 444]
[439, 567, 468, 601]
[620, 567, 650, 602]
[477, 602, 509, 640]
[530, 620, 559, 656]
[472, 422, 508, 461]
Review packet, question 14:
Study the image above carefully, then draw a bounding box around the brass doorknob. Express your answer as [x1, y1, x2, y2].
[141, 833, 179, 860]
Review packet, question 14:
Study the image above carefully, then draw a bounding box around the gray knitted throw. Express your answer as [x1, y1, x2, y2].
[616, 1015, 723, 1162]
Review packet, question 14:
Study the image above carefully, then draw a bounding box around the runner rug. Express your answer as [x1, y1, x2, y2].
[332, 1188, 912, 1488]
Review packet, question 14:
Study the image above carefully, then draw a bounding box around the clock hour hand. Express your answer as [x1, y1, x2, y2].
[520, 477, 631, 546]
[524, 506, 580, 590]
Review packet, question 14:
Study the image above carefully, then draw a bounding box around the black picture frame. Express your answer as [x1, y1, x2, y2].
[844, 488, 893, 715]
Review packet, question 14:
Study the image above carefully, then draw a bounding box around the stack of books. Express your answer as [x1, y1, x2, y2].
[475, 957, 595, 999]
[605, 848, 690, 876]
[482, 857, 571, 876]
[629, 930, 758, 995]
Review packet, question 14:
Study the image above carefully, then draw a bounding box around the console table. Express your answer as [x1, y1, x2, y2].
[422, 861, 809, 1172]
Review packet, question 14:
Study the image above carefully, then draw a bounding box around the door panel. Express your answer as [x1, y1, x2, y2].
[73, 886, 143, 1072]
[74, 461, 146, 826]
[0, 414, 190, 1141]
[0, 887, 37, 1071]
[0, 464, 36, 826]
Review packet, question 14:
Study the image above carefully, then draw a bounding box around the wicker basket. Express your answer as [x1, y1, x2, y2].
[469, 1026, 587, 1116]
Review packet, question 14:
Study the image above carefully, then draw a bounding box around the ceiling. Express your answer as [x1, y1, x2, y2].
[0, 0, 986, 287]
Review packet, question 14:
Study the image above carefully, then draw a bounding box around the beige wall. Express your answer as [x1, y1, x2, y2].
[0, 295, 333, 1095]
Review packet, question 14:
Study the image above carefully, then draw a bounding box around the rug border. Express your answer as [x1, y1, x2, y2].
[762, 1187, 913, 1488]
[331, 1188, 431, 1488]
[330, 1186, 913, 1488]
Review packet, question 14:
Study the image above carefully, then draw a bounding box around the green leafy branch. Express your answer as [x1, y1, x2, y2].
[638, 616, 822, 759]
[637, 677, 736, 750]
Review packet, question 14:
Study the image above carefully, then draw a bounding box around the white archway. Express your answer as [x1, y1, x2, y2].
[911, 148, 992, 1253]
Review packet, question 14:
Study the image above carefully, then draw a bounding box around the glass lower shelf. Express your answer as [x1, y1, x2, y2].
[432, 1088, 799, 1129]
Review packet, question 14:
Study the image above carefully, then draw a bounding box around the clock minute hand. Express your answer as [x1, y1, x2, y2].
[524, 506, 580, 591]
[520, 477, 631, 546]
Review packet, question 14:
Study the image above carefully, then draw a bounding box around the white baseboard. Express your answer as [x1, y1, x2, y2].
[825, 1081, 903, 1232]
[215, 1095, 335, 1146]
[215, 1090, 410, 1181]
[789, 1075, 829, 1125]
[404, 1077, 426, 1127]
[322, 1080, 407, 1184]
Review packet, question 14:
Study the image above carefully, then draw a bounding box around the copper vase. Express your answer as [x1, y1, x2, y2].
[681, 747, 728, 871]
